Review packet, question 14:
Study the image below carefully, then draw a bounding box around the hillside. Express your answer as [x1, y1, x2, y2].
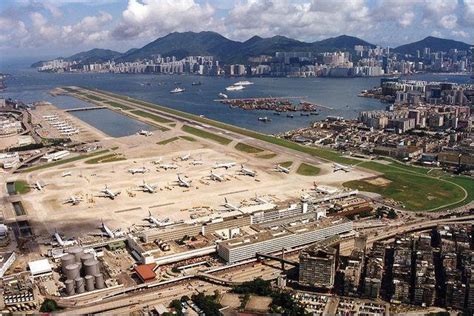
[394, 36, 472, 55]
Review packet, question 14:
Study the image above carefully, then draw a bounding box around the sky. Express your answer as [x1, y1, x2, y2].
[0, 0, 473, 60]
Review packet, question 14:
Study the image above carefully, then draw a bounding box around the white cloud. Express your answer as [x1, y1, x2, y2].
[461, 0, 474, 26]
[439, 14, 457, 29]
[112, 0, 216, 40]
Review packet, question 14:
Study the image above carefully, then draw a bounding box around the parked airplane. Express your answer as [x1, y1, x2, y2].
[152, 158, 163, 165]
[179, 153, 191, 161]
[96, 221, 124, 238]
[333, 163, 352, 173]
[209, 171, 225, 182]
[138, 130, 153, 136]
[29, 181, 48, 191]
[177, 174, 192, 188]
[53, 229, 76, 247]
[128, 166, 148, 175]
[98, 185, 121, 199]
[64, 196, 82, 205]
[214, 162, 236, 170]
[253, 193, 269, 204]
[158, 163, 178, 170]
[62, 171, 72, 177]
[223, 197, 240, 212]
[274, 164, 290, 174]
[137, 180, 157, 193]
[239, 164, 257, 177]
[145, 211, 171, 227]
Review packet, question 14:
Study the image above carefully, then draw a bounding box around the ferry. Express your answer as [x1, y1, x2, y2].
[234, 80, 254, 86]
[258, 117, 271, 122]
[225, 85, 245, 91]
[170, 87, 185, 94]
[218, 93, 228, 99]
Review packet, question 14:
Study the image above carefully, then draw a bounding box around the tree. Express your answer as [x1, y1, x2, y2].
[169, 299, 183, 316]
[387, 209, 398, 219]
[39, 299, 60, 312]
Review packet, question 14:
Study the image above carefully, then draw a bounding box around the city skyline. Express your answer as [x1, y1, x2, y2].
[1, 0, 473, 59]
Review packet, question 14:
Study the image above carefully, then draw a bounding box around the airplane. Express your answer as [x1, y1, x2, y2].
[158, 163, 178, 170]
[214, 162, 236, 170]
[274, 164, 290, 174]
[333, 163, 353, 173]
[144, 211, 171, 227]
[177, 174, 192, 188]
[64, 196, 82, 205]
[223, 197, 240, 212]
[253, 193, 269, 204]
[62, 171, 72, 177]
[137, 180, 158, 193]
[152, 158, 163, 165]
[209, 170, 225, 182]
[179, 153, 191, 161]
[96, 221, 124, 239]
[53, 229, 76, 247]
[190, 159, 204, 166]
[138, 130, 153, 136]
[239, 164, 257, 177]
[29, 181, 48, 191]
[98, 185, 121, 200]
[128, 166, 148, 175]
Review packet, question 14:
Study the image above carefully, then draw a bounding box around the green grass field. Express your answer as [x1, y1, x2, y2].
[104, 101, 133, 111]
[130, 109, 173, 123]
[83, 94, 105, 102]
[157, 137, 179, 145]
[14, 180, 30, 194]
[296, 163, 320, 176]
[20, 150, 109, 172]
[75, 88, 474, 211]
[279, 161, 293, 168]
[180, 136, 197, 142]
[256, 153, 277, 159]
[182, 125, 232, 145]
[234, 143, 264, 154]
[85, 153, 125, 164]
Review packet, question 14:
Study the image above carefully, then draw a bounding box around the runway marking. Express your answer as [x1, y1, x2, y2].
[115, 207, 141, 213]
[149, 202, 175, 209]
[218, 189, 249, 196]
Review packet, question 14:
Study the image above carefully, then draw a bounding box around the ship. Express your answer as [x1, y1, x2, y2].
[192, 81, 202, 86]
[234, 80, 254, 86]
[170, 87, 185, 94]
[225, 85, 245, 91]
[258, 117, 271, 122]
[218, 93, 228, 99]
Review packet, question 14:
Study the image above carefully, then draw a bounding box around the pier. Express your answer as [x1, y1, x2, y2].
[65, 106, 107, 112]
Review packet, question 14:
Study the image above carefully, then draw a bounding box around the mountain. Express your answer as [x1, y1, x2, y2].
[314, 35, 375, 51]
[394, 36, 472, 55]
[31, 48, 122, 67]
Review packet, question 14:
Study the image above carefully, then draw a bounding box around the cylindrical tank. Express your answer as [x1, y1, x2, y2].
[61, 254, 75, 273]
[65, 279, 75, 296]
[83, 259, 99, 276]
[85, 275, 95, 291]
[75, 277, 85, 294]
[65, 263, 80, 280]
[94, 273, 105, 289]
[67, 247, 84, 263]
[80, 253, 94, 264]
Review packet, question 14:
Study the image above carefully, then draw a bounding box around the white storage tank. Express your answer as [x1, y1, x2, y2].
[67, 247, 84, 263]
[61, 254, 75, 273]
[83, 259, 99, 276]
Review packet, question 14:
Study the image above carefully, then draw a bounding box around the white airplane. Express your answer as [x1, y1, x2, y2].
[53, 229, 76, 247]
[253, 193, 269, 204]
[29, 181, 48, 191]
[209, 171, 225, 182]
[214, 162, 236, 170]
[275, 164, 290, 174]
[152, 158, 163, 165]
[64, 196, 82, 205]
[97, 221, 124, 239]
[145, 211, 171, 227]
[62, 171, 72, 177]
[138, 180, 157, 193]
[158, 163, 178, 170]
[138, 130, 153, 136]
[223, 197, 240, 212]
[239, 164, 257, 177]
[98, 185, 121, 200]
[179, 153, 191, 161]
[177, 174, 192, 188]
[333, 163, 353, 173]
[190, 159, 204, 166]
[128, 166, 148, 175]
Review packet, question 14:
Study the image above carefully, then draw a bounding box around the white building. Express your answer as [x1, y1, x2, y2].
[41, 150, 70, 162]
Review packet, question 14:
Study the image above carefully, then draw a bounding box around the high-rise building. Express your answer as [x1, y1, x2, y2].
[299, 245, 337, 289]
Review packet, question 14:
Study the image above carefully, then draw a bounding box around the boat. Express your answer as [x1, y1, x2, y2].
[170, 87, 185, 94]
[234, 80, 254, 86]
[300, 113, 310, 117]
[225, 85, 245, 91]
[310, 112, 320, 116]
[218, 93, 228, 99]
[192, 81, 202, 86]
[287, 114, 294, 118]
[273, 112, 281, 115]
[258, 117, 271, 122]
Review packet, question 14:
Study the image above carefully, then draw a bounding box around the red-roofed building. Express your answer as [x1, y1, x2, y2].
[134, 263, 157, 283]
